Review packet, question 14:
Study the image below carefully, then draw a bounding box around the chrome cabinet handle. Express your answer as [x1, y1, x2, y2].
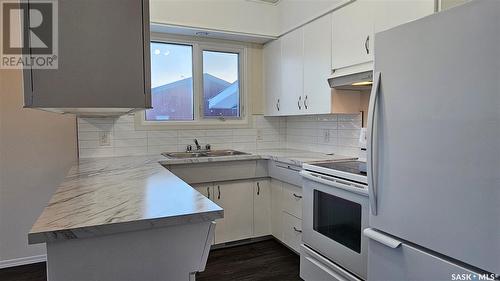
[367, 72, 381, 215]
[293, 193, 302, 199]
[217, 185, 221, 200]
[365, 35, 370, 54]
[298, 96, 302, 110]
[304, 95, 308, 109]
[257, 182, 260, 195]
[207, 187, 210, 199]
[276, 99, 280, 111]
[293, 227, 302, 233]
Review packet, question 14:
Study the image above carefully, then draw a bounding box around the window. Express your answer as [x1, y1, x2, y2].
[145, 38, 244, 126]
[146, 42, 194, 121]
[202, 51, 240, 118]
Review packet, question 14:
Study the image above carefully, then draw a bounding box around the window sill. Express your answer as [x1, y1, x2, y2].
[134, 112, 253, 130]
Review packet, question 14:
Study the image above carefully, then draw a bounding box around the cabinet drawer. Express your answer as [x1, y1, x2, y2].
[300, 244, 361, 281]
[282, 212, 302, 253]
[268, 161, 303, 187]
[282, 183, 302, 219]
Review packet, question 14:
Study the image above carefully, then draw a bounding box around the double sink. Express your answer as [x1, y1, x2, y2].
[162, 150, 250, 159]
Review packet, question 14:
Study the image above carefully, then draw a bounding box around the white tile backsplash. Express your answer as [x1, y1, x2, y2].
[77, 113, 362, 158]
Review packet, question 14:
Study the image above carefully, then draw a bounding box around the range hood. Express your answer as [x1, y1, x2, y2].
[328, 71, 373, 91]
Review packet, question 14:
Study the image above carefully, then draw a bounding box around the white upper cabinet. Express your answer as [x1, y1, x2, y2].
[303, 14, 333, 115]
[24, 0, 151, 116]
[265, 14, 332, 116]
[263, 39, 282, 116]
[331, 0, 375, 75]
[331, 0, 434, 77]
[374, 0, 435, 33]
[280, 28, 304, 115]
[264, 0, 434, 116]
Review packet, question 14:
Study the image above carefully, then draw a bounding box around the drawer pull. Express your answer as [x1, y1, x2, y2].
[293, 227, 303, 233]
[293, 193, 302, 199]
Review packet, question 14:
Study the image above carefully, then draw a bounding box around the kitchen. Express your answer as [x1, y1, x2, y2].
[0, 0, 498, 281]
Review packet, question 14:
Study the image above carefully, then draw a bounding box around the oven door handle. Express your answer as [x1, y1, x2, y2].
[300, 170, 368, 196]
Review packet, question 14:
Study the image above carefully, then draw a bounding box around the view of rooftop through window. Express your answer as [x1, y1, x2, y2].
[146, 42, 194, 121]
[146, 42, 241, 121]
[203, 51, 240, 118]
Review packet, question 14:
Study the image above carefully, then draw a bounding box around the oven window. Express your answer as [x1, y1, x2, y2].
[313, 190, 362, 253]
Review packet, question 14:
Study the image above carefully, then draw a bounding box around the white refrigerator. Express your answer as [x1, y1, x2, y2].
[364, 0, 500, 280]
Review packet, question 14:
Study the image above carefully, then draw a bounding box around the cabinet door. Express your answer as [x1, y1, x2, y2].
[303, 14, 332, 115]
[28, 0, 149, 108]
[281, 28, 304, 115]
[192, 184, 215, 245]
[374, 0, 435, 33]
[192, 184, 213, 200]
[332, 0, 374, 71]
[270, 179, 283, 241]
[263, 39, 282, 116]
[253, 180, 271, 237]
[213, 181, 254, 244]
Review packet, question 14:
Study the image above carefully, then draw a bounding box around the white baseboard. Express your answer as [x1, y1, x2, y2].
[0, 254, 47, 269]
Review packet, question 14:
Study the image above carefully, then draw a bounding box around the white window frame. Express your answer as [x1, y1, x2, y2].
[135, 34, 251, 130]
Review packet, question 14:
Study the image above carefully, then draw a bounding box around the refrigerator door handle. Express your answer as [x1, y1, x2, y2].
[367, 71, 381, 215]
[363, 228, 401, 249]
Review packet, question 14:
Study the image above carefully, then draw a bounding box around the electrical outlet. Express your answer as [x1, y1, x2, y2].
[323, 129, 330, 142]
[98, 131, 111, 146]
[256, 129, 263, 141]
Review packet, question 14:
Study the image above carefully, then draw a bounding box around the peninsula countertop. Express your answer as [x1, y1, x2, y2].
[28, 156, 224, 244]
[29, 149, 355, 244]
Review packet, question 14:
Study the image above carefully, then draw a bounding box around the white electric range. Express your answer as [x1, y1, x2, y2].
[300, 160, 369, 281]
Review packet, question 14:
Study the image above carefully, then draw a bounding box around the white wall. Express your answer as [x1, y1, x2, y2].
[150, 0, 280, 36]
[278, 0, 348, 33]
[150, 0, 349, 37]
[0, 69, 77, 267]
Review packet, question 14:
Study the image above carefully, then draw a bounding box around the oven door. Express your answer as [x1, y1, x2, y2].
[301, 170, 369, 280]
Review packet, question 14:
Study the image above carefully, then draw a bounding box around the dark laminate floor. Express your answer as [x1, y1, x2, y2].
[197, 239, 301, 281]
[0, 262, 46, 281]
[0, 239, 301, 281]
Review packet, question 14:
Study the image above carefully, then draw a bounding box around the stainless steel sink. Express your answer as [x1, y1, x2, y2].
[162, 150, 249, 159]
[206, 150, 249, 157]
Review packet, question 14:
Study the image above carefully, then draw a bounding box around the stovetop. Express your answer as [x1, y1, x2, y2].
[311, 160, 366, 176]
[303, 160, 368, 184]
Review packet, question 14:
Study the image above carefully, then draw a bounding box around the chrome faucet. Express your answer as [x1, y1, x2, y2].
[194, 139, 201, 150]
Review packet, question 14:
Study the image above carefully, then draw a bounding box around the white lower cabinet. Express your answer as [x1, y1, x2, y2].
[282, 182, 303, 219]
[194, 179, 271, 244]
[270, 180, 303, 253]
[193, 178, 302, 252]
[253, 180, 271, 237]
[282, 212, 303, 253]
[270, 179, 283, 240]
[212, 181, 254, 244]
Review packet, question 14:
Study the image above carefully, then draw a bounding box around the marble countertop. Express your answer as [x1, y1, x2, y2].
[28, 156, 224, 244]
[29, 149, 355, 244]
